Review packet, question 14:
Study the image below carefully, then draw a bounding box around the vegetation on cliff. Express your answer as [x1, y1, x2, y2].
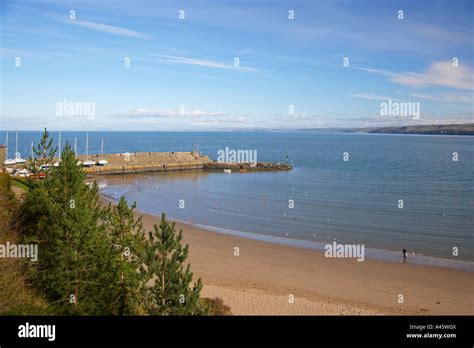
[1, 129, 227, 316]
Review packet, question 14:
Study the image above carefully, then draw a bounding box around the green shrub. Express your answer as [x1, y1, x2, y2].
[202, 297, 232, 316]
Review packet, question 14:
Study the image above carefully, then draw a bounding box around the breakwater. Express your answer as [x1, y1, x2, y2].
[82, 151, 208, 175]
[204, 161, 292, 172]
[2, 146, 292, 175]
[81, 151, 292, 175]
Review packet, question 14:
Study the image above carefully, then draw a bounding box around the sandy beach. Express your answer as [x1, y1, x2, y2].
[115, 201, 473, 315]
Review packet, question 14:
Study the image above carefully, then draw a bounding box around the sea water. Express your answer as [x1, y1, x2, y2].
[4, 131, 473, 269]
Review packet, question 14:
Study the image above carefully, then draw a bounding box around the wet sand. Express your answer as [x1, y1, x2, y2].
[129, 205, 474, 315]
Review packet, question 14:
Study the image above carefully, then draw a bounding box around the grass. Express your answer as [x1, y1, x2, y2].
[0, 173, 50, 315]
[0, 231, 51, 315]
[10, 179, 30, 192]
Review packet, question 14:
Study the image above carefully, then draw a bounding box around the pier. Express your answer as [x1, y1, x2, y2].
[1, 147, 292, 176]
[82, 151, 210, 175]
[82, 150, 292, 175]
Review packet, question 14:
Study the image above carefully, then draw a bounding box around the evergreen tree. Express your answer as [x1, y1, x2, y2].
[20, 144, 116, 314]
[18, 133, 209, 316]
[143, 214, 207, 315]
[28, 128, 57, 175]
[103, 197, 147, 315]
[34, 128, 57, 165]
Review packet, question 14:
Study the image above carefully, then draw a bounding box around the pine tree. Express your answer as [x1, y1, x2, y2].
[20, 144, 116, 314]
[143, 214, 207, 315]
[28, 128, 57, 175]
[19, 135, 209, 316]
[103, 197, 147, 315]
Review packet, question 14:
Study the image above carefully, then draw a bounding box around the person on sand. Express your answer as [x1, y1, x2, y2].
[402, 248, 407, 261]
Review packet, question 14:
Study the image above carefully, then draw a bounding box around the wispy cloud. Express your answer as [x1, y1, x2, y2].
[0, 47, 32, 58]
[391, 62, 473, 91]
[351, 93, 401, 101]
[411, 23, 472, 46]
[351, 66, 395, 77]
[402, 92, 473, 104]
[115, 108, 227, 118]
[353, 61, 474, 91]
[152, 54, 259, 72]
[67, 19, 151, 39]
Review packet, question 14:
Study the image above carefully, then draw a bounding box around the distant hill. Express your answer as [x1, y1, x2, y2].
[344, 124, 474, 136]
[296, 124, 474, 135]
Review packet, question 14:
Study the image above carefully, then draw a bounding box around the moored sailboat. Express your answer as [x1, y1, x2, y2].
[14, 132, 27, 164]
[53, 131, 62, 167]
[3, 133, 16, 165]
[83, 133, 96, 167]
[97, 138, 108, 166]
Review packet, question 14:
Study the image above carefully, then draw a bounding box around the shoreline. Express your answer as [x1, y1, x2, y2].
[100, 190, 474, 271]
[101, 195, 474, 315]
[181, 222, 474, 272]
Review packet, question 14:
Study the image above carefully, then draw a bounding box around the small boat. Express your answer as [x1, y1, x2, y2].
[13, 132, 27, 163]
[4, 158, 16, 165]
[3, 133, 16, 165]
[82, 133, 96, 167]
[96, 138, 108, 166]
[83, 160, 96, 167]
[30, 172, 46, 179]
[223, 169, 232, 173]
[14, 155, 27, 164]
[16, 169, 30, 177]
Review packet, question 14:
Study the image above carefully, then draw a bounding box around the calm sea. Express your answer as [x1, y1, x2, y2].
[3, 131, 473, 270]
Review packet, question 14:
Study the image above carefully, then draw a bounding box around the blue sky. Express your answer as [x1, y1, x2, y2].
[0, 0, 473, 130]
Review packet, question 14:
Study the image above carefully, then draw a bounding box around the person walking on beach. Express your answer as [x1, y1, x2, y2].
[402, 248, 407, 260]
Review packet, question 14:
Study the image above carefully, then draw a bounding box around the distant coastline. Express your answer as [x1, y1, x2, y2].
[346, 123, 474, 136]
[3, 124, 474, 134]
[299, 123, 474, 136]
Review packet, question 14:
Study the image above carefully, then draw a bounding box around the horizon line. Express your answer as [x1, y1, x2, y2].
[1, 122, 473, 133]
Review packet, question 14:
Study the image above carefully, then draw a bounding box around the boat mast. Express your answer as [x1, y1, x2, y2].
[58, 131, 62, 161]
[101, 138, 104, 157]
[86, 132, 89, 158]
[15, 132, 18, 159]
[5, 132, 8, 159]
